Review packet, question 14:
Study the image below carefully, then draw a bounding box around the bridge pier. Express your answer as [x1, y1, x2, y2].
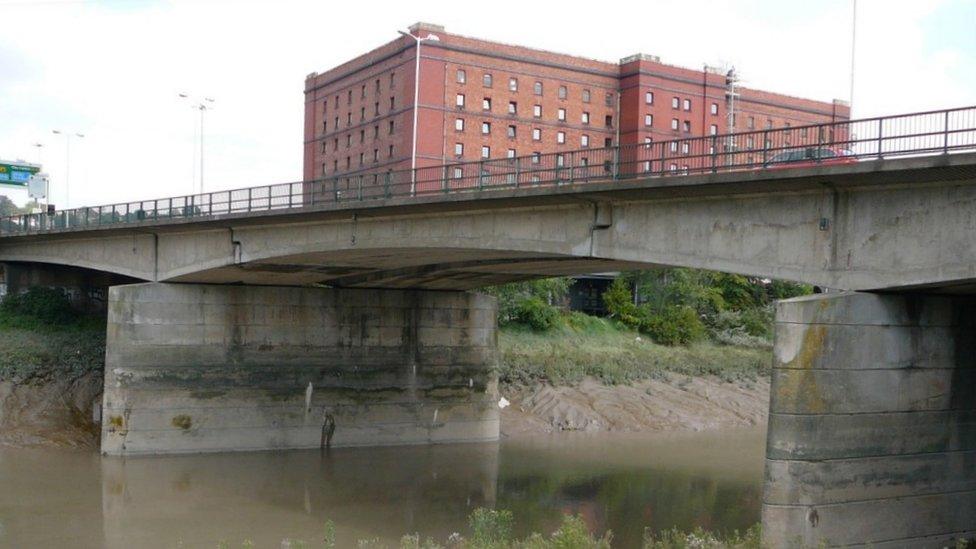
[100, 283, 499, 456]
[762, 292, 976, 547]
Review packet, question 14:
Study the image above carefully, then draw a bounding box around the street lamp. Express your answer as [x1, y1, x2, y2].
[397, 29, 440, 194]
[179, 93, 216, 194]
[52, 130, 85, 208]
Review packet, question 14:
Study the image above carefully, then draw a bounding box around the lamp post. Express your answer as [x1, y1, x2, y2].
[52, 130, 84, 208]
[179, 93, 215, 194]
[397, 30, 439, 195]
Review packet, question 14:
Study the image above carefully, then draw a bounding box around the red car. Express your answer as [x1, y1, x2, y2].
[764, 147, 857, 169]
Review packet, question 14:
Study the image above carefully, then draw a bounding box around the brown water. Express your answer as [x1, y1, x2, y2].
[0, 429, 764, 548]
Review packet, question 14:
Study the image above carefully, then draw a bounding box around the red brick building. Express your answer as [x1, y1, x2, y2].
[303, 22, 850, 182]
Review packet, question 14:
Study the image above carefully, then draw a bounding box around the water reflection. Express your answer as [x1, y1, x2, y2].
[0, 429, 763, 548]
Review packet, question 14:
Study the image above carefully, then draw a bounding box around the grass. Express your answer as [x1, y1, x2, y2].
[499, 313, 771, 386]
[0, 320, 105, 382]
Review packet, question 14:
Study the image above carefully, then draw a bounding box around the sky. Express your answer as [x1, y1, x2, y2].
[0, 0, 973, 209]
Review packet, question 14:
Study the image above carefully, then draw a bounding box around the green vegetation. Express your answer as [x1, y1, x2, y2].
[0, 287, 105, 381]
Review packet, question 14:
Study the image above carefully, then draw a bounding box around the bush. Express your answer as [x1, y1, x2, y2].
[0, 287, 78, 327]
[642, 305, 705, 346]
[468, 508, 514, 547]
[511, 296, 560, 331]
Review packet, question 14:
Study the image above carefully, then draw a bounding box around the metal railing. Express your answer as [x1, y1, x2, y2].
[2, 105, 975, 237]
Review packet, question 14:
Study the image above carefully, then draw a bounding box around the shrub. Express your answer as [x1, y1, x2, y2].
[468, 508, 514, 546]
[603, 278, 642, 330]
[0, 287, 78, 327]
[512, 296, 560, 331]
[642, 305, 705, 346]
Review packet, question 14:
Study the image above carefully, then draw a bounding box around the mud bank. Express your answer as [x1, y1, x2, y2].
[0, 372, 102, 448]
[500, 375, 769, 437]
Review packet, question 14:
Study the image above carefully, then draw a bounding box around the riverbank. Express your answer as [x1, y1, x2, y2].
[0, 317, 771, 448]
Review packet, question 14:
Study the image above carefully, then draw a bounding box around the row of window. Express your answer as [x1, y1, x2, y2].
[321, 144, 397, 174]
[319, 120, 397, 153]
[456, 69, 614, 105]
[454, 95, 613, 127]
[452, 121, 595, 146]
[450, 145, 598, 165]
[322, 72, 396, 114]
[321, 96, 397, 134]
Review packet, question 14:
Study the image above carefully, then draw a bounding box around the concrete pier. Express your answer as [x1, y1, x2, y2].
[762, 292, 976, 548]
[100, 283, 499, 456]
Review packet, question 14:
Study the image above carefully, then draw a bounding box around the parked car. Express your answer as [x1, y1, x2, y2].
[764, 147, 856, 169]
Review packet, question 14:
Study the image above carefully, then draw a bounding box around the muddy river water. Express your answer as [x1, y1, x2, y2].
[0, 428, 764, 548]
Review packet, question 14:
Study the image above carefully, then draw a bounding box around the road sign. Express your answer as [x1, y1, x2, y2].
[0, 160, 41, 187]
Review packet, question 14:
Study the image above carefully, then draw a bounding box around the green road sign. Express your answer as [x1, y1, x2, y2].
[0, 160, 41, 187]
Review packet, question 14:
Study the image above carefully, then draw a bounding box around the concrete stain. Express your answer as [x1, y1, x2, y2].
[171, 415, 193, 430]
[776, 325, 828, 414]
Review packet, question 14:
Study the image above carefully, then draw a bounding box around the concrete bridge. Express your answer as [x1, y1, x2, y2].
[2, 108, 975, 547]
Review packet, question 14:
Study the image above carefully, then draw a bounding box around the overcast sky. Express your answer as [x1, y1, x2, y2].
[0, 0, 973, 209]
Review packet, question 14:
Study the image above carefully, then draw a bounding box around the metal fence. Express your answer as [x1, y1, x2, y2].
[2, 105, 975, 237]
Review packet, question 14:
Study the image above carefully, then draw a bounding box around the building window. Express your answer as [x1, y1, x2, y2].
[669, 163, 677, 172]
[345, 134, 351, 147]
[347, 90, 352, 105]
[581, 112, 590, 124]
[643, 137, 652, 148]
[642, 160, 650, 172]
[533, 81, 543, 95]
[334, 138, 338, 151]
[533, 104, 542, 118]
[507, 148, 516, 158]
[322, 100, 327, 113]
[481, 145, 490, 158]
[360, 107, 365, 121]
[483, 73, 492, 87]
[482, 121, 491, 134]
[710, 102, 718, 115]
[389, 144, 394, 156]
[358, 152, 364, 165]
[508, 101, 517, 115]
[766, 119, 773, 129]
[322, 120, 327, 133]
[507, 125, 516, 138]
[605, 92, 613, 106]
[683, 120, 691, 132]
[532, 152, 541, 164]
[361, 85, 366, 98]
[389, 72, 395, 87]
[532, 128, 541, 141]
[582, 89, 591, 103]
[388, 120, 395, 134]
[456, 94, 465, 108]
[801, 127, 809, 138]
[557, 131, 566, 144]
[558, 85, 567, 99]
[359, 129, 365, 143]
[671, 96, 679, 109]
[455, 142, 464, 156]
[509, 77, 518, 92]
[557, 108, 566, 121]
[321, 162, 325, 175]
[374, 125, 379, 138]
[581, 134, 589, 147]
[556, 153, 565, 167]
[373, 149, 378, 162]
[389, 96, 395, 109]
[346, 112, 351, 125]
[645, 91, 654, 104]
[457, 69, 466, 84]
[453, 167, 463, 179]
[605, 115, 613, 128]
[683, 98, 691, 111]
[333, 159, 338, 171]
[669, 141, 678, 152]
[747, 136, 755, 149]
[671, 118, 679, 130]
[681, 142, 689, 154]
[482, 97, 491, 111]
[747, 116, 755, 129]
[345, 156, 350, 169]
[710, 124, 718, 135]
[644, 114, 653, 127]
[375, 79, 380, 93]
[455, 118, 464, 131]
[374, 102, 379, 116]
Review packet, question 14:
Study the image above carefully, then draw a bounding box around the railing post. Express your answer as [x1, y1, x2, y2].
[612, 146, 620, 180]
[357, 176, 363, 201]
[944, 110, 950, 154]
[247, 188, 252, 211]
[443, 165, 450, 194]
[877, 118, 884, 158]
[384, 172, 392, 198]
[332, 178, 339, 202]
[478, 161, 484, 190]
[568, 152, 575, 184]
[761, 130, 769, 166]
[515, 157, 521, 188]
[710, 135, 718, 173]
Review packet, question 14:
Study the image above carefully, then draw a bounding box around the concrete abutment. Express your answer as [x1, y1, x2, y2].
[762, 292, 976, 548]
[100, 283, 500, 456]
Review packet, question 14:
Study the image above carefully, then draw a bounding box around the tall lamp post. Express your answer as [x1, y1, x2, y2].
[397, 30, 439, 194]
[179, 93, 215, 194]
[52, 130, 85, 209]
